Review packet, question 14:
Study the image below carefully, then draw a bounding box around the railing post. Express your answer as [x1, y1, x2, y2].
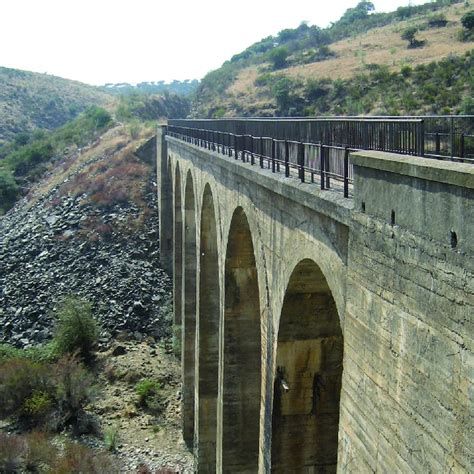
[250, 136, 255, 165]
[228, 133, 233, 157]
[234, 134, 239, 160]
[419, 120, 425, 157]
[259, 138, 264, 168]
[298, 142, 305, 183]
[435, 132, 440, 155]
[450, 117, 454, 160]
[325, 147, 330, 188]
[343, 147, 349, 198]
[320, 145, 326, 190]
[285, 140, 290, 177]
[460, 133, 465, 159]
[241, 135, 246, 163]
[271, 138, 276, 173]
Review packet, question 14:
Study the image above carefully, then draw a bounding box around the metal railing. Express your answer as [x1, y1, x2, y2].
[170, 118, 425, 156]
[170, 116, 474, 161]
[168, 125, 359, 198]
[166, 116, 473, 199]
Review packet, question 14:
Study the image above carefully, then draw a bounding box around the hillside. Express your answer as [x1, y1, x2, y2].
[0, 67, 114, 146]
[193, 0, 474, 117]
[0, 124, 193, 471]
[103, 79, 199, 97]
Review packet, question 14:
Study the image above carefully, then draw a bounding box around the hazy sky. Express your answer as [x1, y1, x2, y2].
[0, 0, 427, 85]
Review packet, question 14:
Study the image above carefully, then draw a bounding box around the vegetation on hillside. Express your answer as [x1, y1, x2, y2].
[253, 51, 474, 116]
[192, 0, 472, 117]
[0, 66, 111, 145]
[0, 106, 112, 213]
[102, 79, 199, 96]
[116, 92, 190, 122]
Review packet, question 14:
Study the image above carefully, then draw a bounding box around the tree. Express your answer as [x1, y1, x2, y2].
[0, 169, 19, 212]
[272, 78, 293, 114]
[461, 11, 474, 31]
[269, 47, 289, 70]
[339, 1, 375, 24]
[401, 27, 420, 48]
[427, 13, 448, 28]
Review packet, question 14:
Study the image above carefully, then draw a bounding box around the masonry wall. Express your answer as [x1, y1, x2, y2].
[159, 130, 473, 473]
[339, 152, 473, 472]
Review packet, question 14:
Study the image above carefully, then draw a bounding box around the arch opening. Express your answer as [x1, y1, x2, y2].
[271, 259, 343, 472]
[174, 165, 183, 355]
[197, 184, 220, 471]
[221, 207, 261, 472]
[182, 171, 196, 448]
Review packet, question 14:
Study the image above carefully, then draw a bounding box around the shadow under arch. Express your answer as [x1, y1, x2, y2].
[221, 206, 261, 472]
[182, 170, 196, 448]
[271, 258, 343, 472]
[197, 183, 220, 471]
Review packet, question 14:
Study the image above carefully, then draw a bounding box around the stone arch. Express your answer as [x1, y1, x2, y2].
[174, 163, 183, 333]
[197, 183, 220, 471]
[220, 207, 261, 472]
[182, 169, 197, 448]
[271, 258, 344, 472]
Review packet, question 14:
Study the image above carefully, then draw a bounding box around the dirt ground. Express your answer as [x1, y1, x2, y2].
[90, 339, 194, 472]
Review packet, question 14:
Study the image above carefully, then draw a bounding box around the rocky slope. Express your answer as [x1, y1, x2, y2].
[0, 126, 172, 349]
[0, 124, 196, 473]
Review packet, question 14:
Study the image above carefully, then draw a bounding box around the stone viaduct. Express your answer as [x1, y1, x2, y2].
[156, 121, 473, 473]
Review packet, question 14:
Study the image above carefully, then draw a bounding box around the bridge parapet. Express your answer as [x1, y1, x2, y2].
[352, 150, 474, 252]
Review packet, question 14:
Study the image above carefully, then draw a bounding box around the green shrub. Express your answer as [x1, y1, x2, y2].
[0, 168, 19, 212]
[22, 390, 53, 421]
[173, 324, 182, 358]
[0, 342, 57, 363]
[254, 72, 275, 87]
[427, 13, 448, 27]
[269, 46, 289, 70]
[104, 424, 120, 452]
[0, 357, 52, 419]
[461, 10, 474, 30]
[0, 350, 96, 432]
[212, 107, 226, 118]
[54, 296, 99, 362]
[128, 119, 142, 139]
[135, 378, 164, 414]
[401, 27, 422, 48]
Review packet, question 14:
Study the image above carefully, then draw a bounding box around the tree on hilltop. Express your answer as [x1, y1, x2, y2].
[339, 1, 375, 25]
[269, 47, 289, 70]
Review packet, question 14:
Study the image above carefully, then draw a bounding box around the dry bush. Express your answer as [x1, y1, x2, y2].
[53, 441, 118, 473]
[53, 353, 97, 432]
[0, 357, 53, 420]
[103, 362, 118, 382]
[0, 432, 26, 472]
[60, 145, 150, 212]
[23, 431, 56, 471]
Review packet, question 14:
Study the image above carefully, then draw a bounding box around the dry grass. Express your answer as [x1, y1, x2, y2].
[26, 125, 154, 206]
[226, 2, 473, 109]
[283, 2, 473, 81]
